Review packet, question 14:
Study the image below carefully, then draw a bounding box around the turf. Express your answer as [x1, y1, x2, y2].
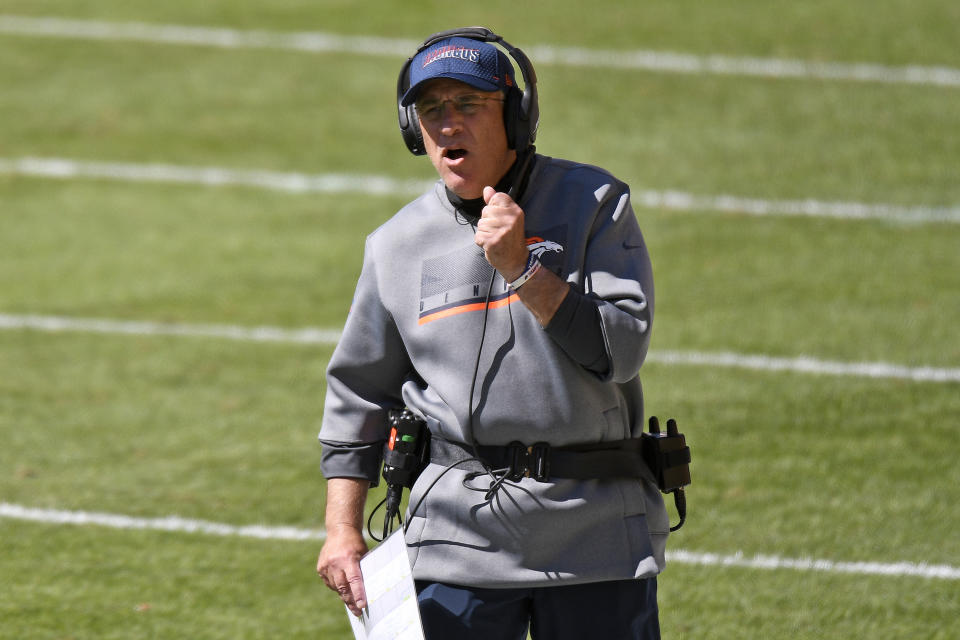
[3, 36, 959, 205]
[3, 519, 957, 640]
[4, 0, 960, 65]
[1, 1, 958, 638]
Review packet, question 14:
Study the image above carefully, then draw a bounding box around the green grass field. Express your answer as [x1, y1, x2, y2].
[1, 1, 958, 638]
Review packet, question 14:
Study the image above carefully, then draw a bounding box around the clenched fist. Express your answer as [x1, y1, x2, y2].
[475, 186, 529, 282]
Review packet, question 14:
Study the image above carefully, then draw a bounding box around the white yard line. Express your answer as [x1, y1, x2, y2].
[0, 157, 432, 197]
[666, 548, 960, 580]
[1, 15, 959, 88]
[651, 350, 960, 384]
[2, 502, 957, 580]
[3, 157, 958, 224]
[3, 313, 958, 384]
[0, 312, 343, 345]
[0, 502, 326, 541]
[632, 189, 960, 225]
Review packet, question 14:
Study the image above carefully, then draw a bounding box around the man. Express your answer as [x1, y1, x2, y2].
[317, 28, 667, 639]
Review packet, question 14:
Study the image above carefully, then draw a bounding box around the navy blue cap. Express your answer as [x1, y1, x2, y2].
[401, 36, 516, 106]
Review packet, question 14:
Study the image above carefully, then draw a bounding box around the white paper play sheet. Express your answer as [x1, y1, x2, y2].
[346, 530, 425, 640]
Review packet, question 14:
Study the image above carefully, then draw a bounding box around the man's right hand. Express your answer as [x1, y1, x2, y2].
[317, 477, 371, 616]
[317, 526, 369, 616]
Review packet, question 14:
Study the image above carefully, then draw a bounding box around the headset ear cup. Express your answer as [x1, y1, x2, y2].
[503, 86, 524, 151]
[397, 53, 426, 156]
[400, 104, 427, 156]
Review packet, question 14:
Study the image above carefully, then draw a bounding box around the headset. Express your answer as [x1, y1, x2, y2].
[396, 27, 540, 156]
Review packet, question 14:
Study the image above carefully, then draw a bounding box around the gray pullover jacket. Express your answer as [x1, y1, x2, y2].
[319, 155, 668, 587]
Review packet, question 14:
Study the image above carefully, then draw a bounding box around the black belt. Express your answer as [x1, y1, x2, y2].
[429, 436, 657, 483]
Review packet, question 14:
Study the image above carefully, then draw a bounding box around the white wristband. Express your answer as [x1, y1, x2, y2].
[507, 254, 542, 290]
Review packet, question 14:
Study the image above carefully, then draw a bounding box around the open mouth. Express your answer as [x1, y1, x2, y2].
[445, 148, 467, 160]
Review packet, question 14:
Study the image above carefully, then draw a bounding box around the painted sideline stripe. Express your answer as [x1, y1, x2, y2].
[1, 15, 959, 88]
[3, 157, 958, 225]
[3, 313, 958, 384]
[2, 502, 957, 580]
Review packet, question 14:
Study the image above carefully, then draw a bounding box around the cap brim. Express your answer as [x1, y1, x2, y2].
[400, 72, 501, 106]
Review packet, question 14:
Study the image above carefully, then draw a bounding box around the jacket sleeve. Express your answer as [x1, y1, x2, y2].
[582, 183, 654, 383]
[544, 285, 609, 375]
[318, 234, 413, 483]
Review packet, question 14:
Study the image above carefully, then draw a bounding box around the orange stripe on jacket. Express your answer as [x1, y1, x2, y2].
[418, 292, 519, 325]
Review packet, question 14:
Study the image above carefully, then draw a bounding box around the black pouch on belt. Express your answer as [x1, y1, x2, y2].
[641, 416, 692, 493]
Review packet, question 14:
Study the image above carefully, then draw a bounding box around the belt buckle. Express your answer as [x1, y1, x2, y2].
[507, 441, 551, 482]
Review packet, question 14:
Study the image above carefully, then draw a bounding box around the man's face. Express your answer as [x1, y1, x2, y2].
[416, 78, 517, 200]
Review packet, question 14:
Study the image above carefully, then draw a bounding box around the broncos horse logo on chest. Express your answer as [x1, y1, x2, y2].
[526, 237, 564, 258]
